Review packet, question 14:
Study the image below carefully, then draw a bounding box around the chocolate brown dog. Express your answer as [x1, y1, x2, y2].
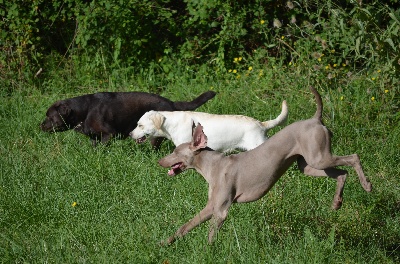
[40, 91, 216, 146]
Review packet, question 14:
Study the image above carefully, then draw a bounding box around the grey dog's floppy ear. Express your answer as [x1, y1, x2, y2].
[190, 122, 207, 150]
[191, 120, 196, 135]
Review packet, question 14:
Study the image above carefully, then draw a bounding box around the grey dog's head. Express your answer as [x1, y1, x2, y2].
[158, 123, 208, 177]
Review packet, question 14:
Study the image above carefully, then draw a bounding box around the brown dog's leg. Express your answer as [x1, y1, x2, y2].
[150, 137, 165, 150]
[91, 139, 98, 147]
[297, 156, 348, 210]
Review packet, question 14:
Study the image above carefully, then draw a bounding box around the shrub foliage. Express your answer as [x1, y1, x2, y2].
[1, 0, 399, 84]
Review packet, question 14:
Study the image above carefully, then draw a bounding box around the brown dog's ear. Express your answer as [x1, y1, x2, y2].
[152, 112, 165, 130]
[57, 103, 71, 117]
[191, 123, 207, 150]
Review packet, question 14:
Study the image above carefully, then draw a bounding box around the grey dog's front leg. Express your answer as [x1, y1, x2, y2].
[208, 215, 227, 244]
[162, 204, 213, 245]
[207, 199, 231, 243]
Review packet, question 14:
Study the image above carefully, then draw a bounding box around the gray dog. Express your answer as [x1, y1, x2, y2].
[158, 87, 372, 245]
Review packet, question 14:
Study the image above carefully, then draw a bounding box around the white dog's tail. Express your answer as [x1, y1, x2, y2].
[261, 100, 288, 129]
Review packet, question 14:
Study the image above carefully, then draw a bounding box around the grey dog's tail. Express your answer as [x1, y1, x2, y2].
[310, 86, 323, 121]
[173, 91, 216, 111]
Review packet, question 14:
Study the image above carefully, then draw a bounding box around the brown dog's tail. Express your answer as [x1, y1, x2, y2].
[173, 91, 216, 111]
[310, 86, 323, 121]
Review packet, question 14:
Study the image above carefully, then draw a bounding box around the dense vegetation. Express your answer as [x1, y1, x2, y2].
[1, 0, 400, 87]
[1, 0, 399, 263]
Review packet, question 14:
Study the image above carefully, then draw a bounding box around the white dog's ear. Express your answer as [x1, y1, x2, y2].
[152, 112, 165, 130]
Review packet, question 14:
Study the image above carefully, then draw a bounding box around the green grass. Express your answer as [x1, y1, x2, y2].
[0, 64, 399, 263]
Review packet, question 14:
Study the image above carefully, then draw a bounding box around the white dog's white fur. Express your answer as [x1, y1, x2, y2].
[130, 101, 288, 152]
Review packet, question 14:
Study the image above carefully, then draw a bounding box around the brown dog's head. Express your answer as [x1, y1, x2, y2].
[40, 101, 72, 132]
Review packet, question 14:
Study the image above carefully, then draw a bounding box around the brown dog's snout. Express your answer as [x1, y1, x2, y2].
[39, 120, 47, 130]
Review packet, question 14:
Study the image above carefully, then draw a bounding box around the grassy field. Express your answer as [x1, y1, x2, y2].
[1, 65, 399, 263]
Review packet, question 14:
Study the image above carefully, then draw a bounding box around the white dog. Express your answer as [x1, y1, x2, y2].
[130, 101, 288, 152]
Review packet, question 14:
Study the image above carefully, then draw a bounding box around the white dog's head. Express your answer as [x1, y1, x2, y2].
[129, 111, 165, 144]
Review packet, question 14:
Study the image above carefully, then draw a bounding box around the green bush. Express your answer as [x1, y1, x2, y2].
[1, 0, 399, 88]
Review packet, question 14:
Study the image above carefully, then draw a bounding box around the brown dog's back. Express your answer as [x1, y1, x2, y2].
[41, 91, 216, 145]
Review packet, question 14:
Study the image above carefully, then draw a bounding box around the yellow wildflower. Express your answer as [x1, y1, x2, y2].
[228, 69, 232, 73]
[333, 64, 337, 67]
[238, 57, 242, 61]
[260, 20, 265, 25]
[248, 66, 253, 71]
[340, 96, 344, 101]
[281, 36, 285, 39]
[371, 97, 375, 101]
[233, 69, 237, 73]
[234, 58, 238, 62]
[384, 89, 389, 93]
[377, 69, 381, 73]
[72, 202, 77, 207]
[371, 77, 376, 81]
[318, 58, 322, 62]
